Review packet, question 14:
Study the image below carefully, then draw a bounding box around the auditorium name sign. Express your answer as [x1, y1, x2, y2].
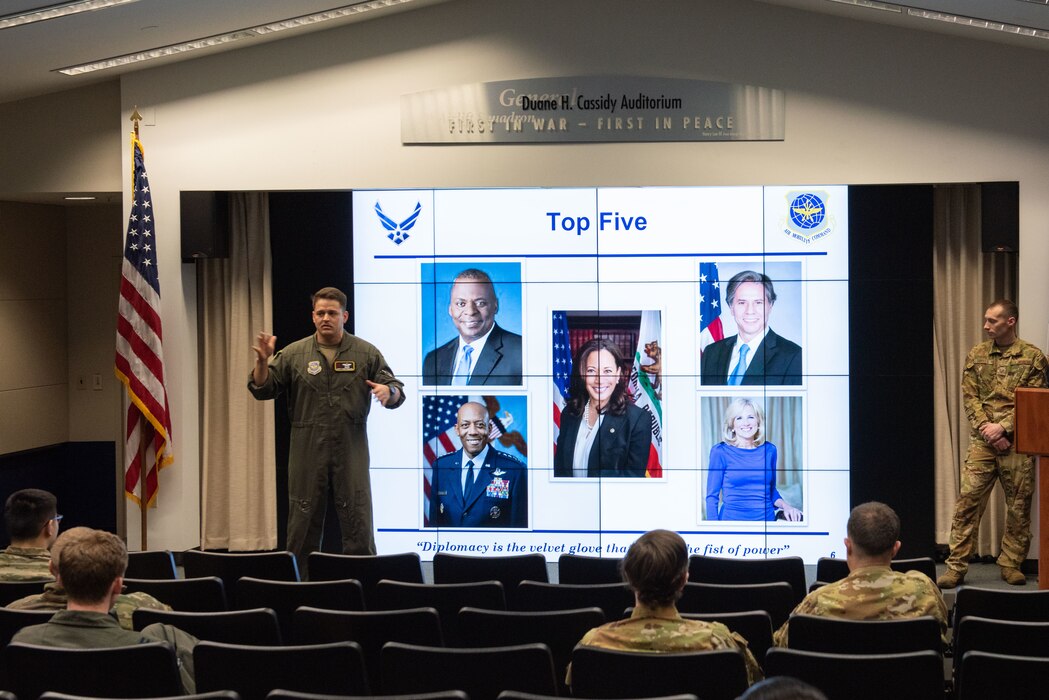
[400, 76, 784, 144]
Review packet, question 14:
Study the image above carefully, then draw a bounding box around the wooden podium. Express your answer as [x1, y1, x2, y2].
[1016, 387, 1049, 589]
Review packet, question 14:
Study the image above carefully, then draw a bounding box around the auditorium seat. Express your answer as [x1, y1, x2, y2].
[267, 691, 467, 700]
[953, 616, 1049, 688]
[433, 552, 548, 608]
[292, 606, 443, 693]
[0, 607, 55, 647]
[181, 551, 299, 608]
[516, 581, 633, 621]
[687, 554, 807, 605]
[458, 606, 605, 693]
[569, 646, 748, 700]
[557, 553, 623, 584]
[126, 550, 178, 579]
[306, 552, 423, 604]
[814, 556, 937, 584]
[678, 581, 795, 628]
[41, 692, 240, 700]
[956, 650, 1049, 700]
[372, 580, 505, 646]
[381, 642, 558, 700]
[194, 640, 368, 700]
[784, 614, 943, 655]
[4, 641, 182, 698]
[764, 648, 944, 700]
[680, 610, 774, 663]
[132, 607, 282, 645]
[235, 577, 365, 639]
[123, 576, 227, 611]
[0, 579, 51, 607]
[951, 586, 1049, 650]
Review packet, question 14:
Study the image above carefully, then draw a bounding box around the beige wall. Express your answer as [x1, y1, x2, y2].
[0, 202, 69, 453]
[0, 81, 122, 195]
[4, 0, 1049, 549]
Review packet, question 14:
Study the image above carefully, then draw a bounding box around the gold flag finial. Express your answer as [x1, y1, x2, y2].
[130, 106, 143, 137]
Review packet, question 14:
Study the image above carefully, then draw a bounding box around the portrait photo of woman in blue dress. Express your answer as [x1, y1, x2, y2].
[704, 397, 803, 521]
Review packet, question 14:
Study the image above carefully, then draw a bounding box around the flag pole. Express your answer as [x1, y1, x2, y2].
[130, 106, 148, 551]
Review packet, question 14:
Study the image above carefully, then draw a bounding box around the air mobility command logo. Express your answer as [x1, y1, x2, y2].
[783, 191, 834, 243]
[375, 201, 421, 245]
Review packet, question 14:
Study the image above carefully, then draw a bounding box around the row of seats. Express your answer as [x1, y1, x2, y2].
[6, 635, 1049, 700]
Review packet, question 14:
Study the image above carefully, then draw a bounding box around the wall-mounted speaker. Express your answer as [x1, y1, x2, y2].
[980, 182, 1019, 253]
[180, 191, 229, 261]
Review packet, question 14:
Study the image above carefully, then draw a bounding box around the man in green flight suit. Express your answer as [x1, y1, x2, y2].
[249, 287, 405, 576]
[938, 300, 1049, 588]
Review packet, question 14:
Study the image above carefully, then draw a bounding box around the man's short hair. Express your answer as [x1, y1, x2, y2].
[4, 489, 57, 541]
[621, 529, 688, 607]
[725, 270, 777, 305]
[846, 502, 900, 557]
[452, 268, 494, 287]
[53, 527, 128, 604]
[740, 676, 828, 700]
[988, 298, 1018, 321]
[311, 287, 348, 310]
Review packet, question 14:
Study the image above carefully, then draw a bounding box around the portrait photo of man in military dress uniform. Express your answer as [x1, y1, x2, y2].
[426, 400, 528, 528]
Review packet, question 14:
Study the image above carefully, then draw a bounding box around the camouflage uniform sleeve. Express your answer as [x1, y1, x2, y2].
[961, 347, 988, 433]
[112, 591, 172, 631]
[772, 590, 820, 647]
[727, 630, 764, 685]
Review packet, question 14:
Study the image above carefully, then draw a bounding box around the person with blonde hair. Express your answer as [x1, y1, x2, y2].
[705, 398, 801, 521]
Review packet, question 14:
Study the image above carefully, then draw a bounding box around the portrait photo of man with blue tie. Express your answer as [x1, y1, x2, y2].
[421, 263, 523, 386]
[700, 265, 803, 386]
[427, 401, 528, 528]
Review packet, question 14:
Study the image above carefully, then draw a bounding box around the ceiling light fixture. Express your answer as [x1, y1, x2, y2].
[64, 196, 97, 200]
[55, 0, 416, 75]
[0, 0, 141, 31]
[824, 0, 902, 13]
[907, 8, 1049, 39]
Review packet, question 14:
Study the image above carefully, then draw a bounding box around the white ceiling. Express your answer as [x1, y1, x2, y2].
[2, 0, 1047, 108]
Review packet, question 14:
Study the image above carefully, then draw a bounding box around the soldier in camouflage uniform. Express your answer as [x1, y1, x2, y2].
[938, 300, 1049, 589]
[12, 528, 198, 694]
[568, 529, 762, 688]
[0, 488, 60, 581]
[774, 502, 947, 647]
[1, 489, 170, 629]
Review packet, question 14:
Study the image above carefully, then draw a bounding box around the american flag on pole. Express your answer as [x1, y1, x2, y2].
[698, 262, 724, 351]
[114, 134, 173, 507]
[552, 311, 572, 455]
[422, 395, 468, 524]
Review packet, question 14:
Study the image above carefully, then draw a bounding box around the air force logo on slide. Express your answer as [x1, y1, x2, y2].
[375, 201, 421, 245]
[783, 191, 833, 243]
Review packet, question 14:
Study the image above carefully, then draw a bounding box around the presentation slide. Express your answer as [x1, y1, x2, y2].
[353, 186, 849, 563]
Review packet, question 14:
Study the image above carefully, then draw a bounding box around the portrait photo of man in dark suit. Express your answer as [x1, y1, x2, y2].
[700, 269, 802, 386]
[428, 401, 528, 528]
[422, 267, 523, 386]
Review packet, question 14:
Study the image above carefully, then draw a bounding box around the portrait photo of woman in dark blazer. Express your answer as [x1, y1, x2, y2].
[554, 337, 650, 478]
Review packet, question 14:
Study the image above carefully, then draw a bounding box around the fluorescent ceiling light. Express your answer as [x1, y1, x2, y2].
[824, 0, 902, 13]
[55, 0, 416, 76]
[0, 0, 141, 30]
[907, 8, 1049, 39]
[64, 196, 97, 200]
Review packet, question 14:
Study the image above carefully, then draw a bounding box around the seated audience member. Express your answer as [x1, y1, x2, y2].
[570, 529, 761, 686]
[740, 676, 828, 700]
[773, 502, 947, 647]
[2, 489, 169, 630]
[12, 527, 198, 693]
[0, 488, 61, 580]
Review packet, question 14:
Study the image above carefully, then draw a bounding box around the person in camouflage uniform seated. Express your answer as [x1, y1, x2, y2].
[938, 299, 1049, 589]
[569, 529, 762, 687]
[1, 488, 170, 629]
[773, 502, 948, 647]
[12, 527, 198, 694]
